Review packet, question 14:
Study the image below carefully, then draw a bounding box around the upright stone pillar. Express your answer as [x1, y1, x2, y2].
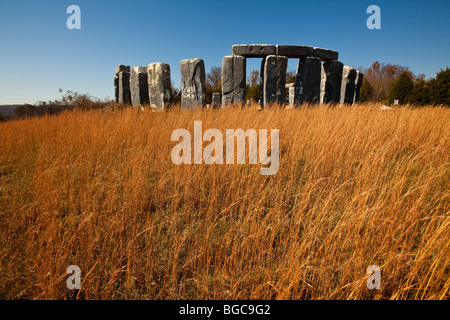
[260, 58, 266, 106]
[286, 83, 295, 106]
[118, 71, 131, 104]
[130, 66, 149, 106]
[320, 61, 343, 104]
[222, 55, 246, 107]
[180, 58, 206, 108]
[340, 66, 357, 105]
[354, 71, 364, 103]
[212, 93, 221, 109]
[294, 57, 321, 106]
[147, 63, 171, 110]
[115, 65, 130, 103]
[262, 55, 288, 107]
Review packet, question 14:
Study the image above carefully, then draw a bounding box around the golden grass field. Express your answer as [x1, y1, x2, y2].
[0, 103, 448, 300]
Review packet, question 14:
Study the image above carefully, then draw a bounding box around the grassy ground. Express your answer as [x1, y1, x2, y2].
[0, 103, 448, 299]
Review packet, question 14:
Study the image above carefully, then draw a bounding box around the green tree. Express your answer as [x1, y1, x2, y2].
[407, 79, 431, 106]
[359, 78, 375, 102]
[387, 72, 414, 104]
[429, 67, 450, 106]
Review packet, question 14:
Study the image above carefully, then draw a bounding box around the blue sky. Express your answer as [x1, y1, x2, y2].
[0, 0, 449, 104]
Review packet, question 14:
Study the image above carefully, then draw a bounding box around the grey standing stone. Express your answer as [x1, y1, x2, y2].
[115, 64, 130, 75]
[260, 58, 266, 106]
[320, 61, 343, 104]
[118, 71, 131, 104]
[180, 58, 206, 108]
[232, 44, 276, 57]
[276, 45, 314, 58]
[221, 55, 246, 106]
[289, 87, 295, 106]
[340, 66, 357, 105]
[354, 71, 364, 103]
[262, 55, 288, 107]
[114, 76, 119, 102]
[212, 93, 221, 109]
[115, 65, 130, 102]
[313, 47, 339, 61]
[294, 56, 321, 106]
[130, 66, 149, 106]
[147, 63, 171, 110]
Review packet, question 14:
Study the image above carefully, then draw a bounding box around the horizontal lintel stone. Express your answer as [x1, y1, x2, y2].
[276, 45, 314, 58]
[313, 47, 339, 61]
[232, 44, 276, 57]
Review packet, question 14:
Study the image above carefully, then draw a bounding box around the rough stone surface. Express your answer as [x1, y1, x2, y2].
[354, 71, 364, 103]
[232, 44, 276, 57]
[147, 63, 171, 110]
[340, 66, 357, 105]
[294, 56, 321, 105]
[115, 64, 130, 75]
[114, 76, 119, 102]
[313, 47, 339, 61]
[289, 87, 295, 106]
[180, 58, 206, 108]
[118, 71, 131, 104]
[320, 61, 344, 104]
[276, 45, 314, 58]
[114, 65, 130, 102]
[260, 58, 266, 106]
[212, 93, 221, 109]
[130, 66, 149, 106]
[263, 55, 288, 107]
[221, 55, 246, 106]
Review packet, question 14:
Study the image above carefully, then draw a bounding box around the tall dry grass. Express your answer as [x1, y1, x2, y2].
[0, 103, 448, 300]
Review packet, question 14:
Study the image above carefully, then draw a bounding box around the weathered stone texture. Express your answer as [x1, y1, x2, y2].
[221, 55, 246, 106]
[313, 47, 339, 61]
[232, 44, 276, 57]
[130, 66, 149, 106]
[118, 71, 131, 104]
[115, 65, 130, 102]
[262, 55, 288, 107]
[294, 56, 321, 105]
[147, 63, 171, 110]
[212, 93, 221, 109]
[115, 64, 130, 75]
[276, 45, 314, 58]
[180, 58, 206, 108]
[320, 61, 344, 104]
[340, 66, 357, 105]
[354, 71, 364, 103]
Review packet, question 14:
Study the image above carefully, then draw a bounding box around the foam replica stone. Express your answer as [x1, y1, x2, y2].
[294, 56, 321, 105]
[340, 66, 357, 105]
[118, 71, 131, 104]
[180, 58, 206, 108]
[232, 44, 276, 57]
[320, 61, 343, 104]
[354, 71, 364, 103]
[221, 55, 246, 106]
[147, 63, 171, 110]
[212, 93, 221, 109]
[130, 66, 149, 106]
[276, 45, 314, 58]
[115, 64, 130, 75]
[313, 47, 339, 61]
[114, 65, 130, 102]
[262, 55, 288, 107]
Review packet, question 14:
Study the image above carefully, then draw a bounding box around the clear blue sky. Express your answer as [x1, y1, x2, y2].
[0, 0, 449, 104]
